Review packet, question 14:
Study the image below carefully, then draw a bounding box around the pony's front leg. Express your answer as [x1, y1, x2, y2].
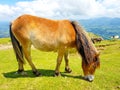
[54, 49, 64, 76]
[64, 51, 72, 73]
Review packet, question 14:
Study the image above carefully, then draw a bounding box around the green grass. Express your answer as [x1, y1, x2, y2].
[0, 38, 11, 44]
[0, 38, 120, 90]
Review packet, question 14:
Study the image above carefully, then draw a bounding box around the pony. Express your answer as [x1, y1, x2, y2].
[91, 37, 103, 44]
[10, 14, 100, 82]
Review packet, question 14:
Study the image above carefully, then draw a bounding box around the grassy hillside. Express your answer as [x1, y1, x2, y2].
[0, 38, 120, 90]
[88, 32, 100, 38]
[0, 38, 10, 44]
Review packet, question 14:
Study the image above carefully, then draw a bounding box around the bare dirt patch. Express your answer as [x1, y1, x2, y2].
[0, 44, 12, 50]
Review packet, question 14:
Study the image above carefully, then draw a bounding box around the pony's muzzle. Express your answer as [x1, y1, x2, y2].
[84, 75, 94, 82]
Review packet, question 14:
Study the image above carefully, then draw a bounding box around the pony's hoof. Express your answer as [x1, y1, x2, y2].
[54, 72, 61, 77]
[65, 67, 72, 73]
[33, 71, 42, 76]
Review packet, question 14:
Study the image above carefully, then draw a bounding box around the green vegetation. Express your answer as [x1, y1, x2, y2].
[88, 32, 100, 38]
[0, 38, 120, 90]
[0, 38, 11, 44]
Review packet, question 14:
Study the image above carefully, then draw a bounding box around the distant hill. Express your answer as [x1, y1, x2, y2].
[0, 22, 9, 38]
[79, 18, 120, 39]
[0, 18, 120, 39]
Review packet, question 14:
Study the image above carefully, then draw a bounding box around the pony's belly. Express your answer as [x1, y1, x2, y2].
[32, 40, 59, 51]
[34, 44, 58, 51]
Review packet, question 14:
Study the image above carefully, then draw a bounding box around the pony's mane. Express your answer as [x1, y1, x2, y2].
[71, 21, 99, 65]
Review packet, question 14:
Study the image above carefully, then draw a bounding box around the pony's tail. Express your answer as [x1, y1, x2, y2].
[9, 23, 25, 64]
[71, 21, 98, 65]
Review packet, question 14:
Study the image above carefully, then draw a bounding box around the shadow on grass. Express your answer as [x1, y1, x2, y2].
[3, 69, 54, 78]
[61, 72, 83, 80]
[3, 69, 85, 81]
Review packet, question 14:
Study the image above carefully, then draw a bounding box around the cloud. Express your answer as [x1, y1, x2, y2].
[0, 0, 119, 21]
[100, 0, 120, 17]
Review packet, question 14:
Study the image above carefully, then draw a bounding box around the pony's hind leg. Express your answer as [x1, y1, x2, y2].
[64, 51, 72, 73]
[16, 61, 28, 76]
[17, 61, 24, 73]
[22, 43, 41, 76]
[15, 49, 26, 75]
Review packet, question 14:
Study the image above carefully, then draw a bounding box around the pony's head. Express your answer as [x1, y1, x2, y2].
[82, 52, 100, 82]
[71, 21, 100, 82]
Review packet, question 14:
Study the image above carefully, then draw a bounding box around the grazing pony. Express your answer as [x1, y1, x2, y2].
[10, 14, 100, 81]
[91, 37, 103, 44]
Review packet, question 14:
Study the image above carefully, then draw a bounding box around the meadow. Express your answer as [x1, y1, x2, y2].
[0, 38, 120, 90]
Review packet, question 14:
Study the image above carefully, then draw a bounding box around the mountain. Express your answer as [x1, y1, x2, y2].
[0, 18, 120, 39]
[79, 18, 120, 39]
[0, 21, 10, 38]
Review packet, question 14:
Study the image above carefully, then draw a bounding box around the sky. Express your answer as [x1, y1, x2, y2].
[0, 0, 120, 21]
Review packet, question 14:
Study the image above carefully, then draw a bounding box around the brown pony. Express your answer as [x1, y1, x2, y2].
[10, 14, 100, 81]
[91, 37, 103, 44]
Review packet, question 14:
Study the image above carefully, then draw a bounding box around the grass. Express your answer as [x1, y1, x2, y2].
[0, 38, 11, 44]
[0, 38, 120, 90]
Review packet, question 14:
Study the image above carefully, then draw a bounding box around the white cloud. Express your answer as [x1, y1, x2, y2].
[0, 0, 120, 21]
[100, 0, 120, 17]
